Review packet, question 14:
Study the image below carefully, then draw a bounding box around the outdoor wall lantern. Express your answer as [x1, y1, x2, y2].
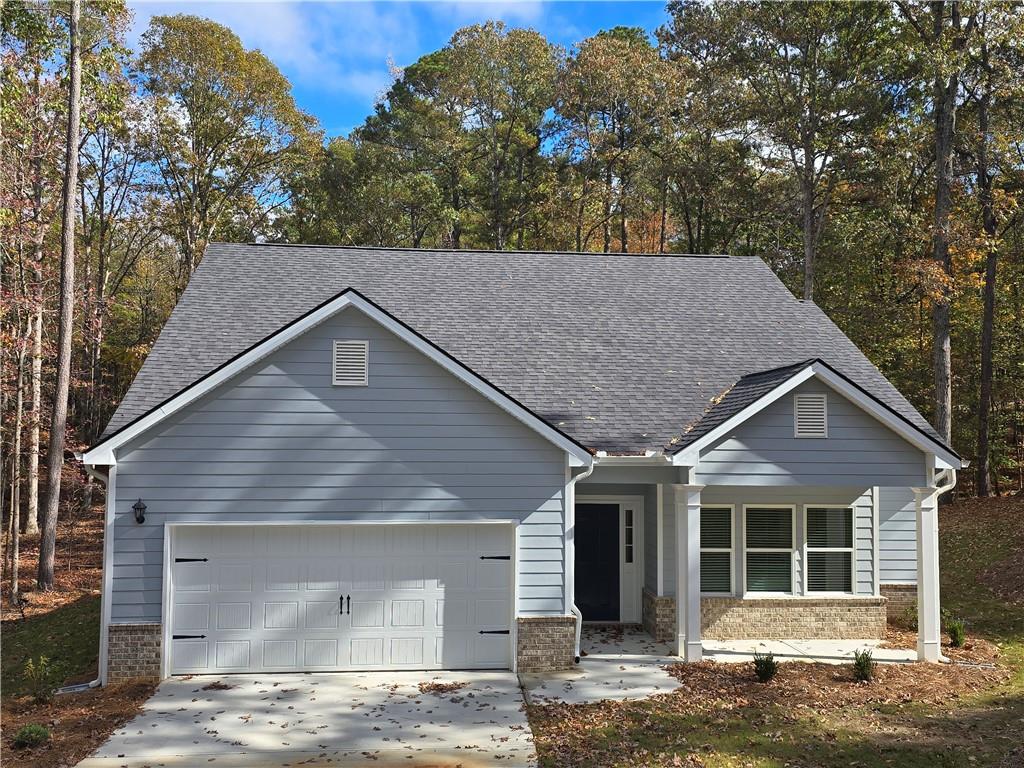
[132, 498, 147, 524]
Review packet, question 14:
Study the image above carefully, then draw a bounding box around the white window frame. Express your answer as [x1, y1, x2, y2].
[802, 504, 855, 595]
[699, 505, 735, 596]
[742, 504, 796, 597]
[332, 340, 369, 386]
[793, 393, 828, 438]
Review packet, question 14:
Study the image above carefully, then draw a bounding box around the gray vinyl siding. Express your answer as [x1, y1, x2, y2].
[878, 486, 921, 584]
[695, 380, 928, 487]
[110, 307, 567, 623]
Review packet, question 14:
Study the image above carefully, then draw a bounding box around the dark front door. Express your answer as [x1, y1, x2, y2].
[575, 503, 620, 621]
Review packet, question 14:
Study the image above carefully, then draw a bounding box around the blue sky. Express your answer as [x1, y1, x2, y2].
[128, 1, 670, 137]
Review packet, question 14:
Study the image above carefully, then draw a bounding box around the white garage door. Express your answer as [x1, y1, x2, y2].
[168, 524, 513, 674]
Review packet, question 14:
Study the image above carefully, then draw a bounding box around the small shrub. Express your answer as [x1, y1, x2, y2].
[901, 606, 918, 631]
[12, 724, 50, 749]
[947, 617, 967, 648]
[752, 650, 778, 683]
[24, 656, 63, 703]
[853, 648, 875, 682]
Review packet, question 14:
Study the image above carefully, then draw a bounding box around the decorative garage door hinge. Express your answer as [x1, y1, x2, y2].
[174, 557, 208, 563]
[479, 555, 511, 560]
[172, 634, 207, 639]
[478, 629, 510, 635]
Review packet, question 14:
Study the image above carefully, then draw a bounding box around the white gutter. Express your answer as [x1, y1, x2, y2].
[565, 460, 596, 662]
[58, 457, 108, 693]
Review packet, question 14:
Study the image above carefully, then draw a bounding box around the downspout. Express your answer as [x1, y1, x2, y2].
[56, 459, 109, 694]
[566, 460, 596, 663]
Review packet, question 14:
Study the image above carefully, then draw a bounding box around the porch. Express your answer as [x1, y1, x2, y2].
[520, 625, 917, 704]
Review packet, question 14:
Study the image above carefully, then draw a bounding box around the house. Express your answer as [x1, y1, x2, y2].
[80, 244, 961, 683]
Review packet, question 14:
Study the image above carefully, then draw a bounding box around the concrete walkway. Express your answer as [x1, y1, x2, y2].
[77, 671, 535, 767]
[521, 625, 917, 706]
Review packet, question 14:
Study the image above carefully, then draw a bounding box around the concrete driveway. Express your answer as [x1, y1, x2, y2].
[77, 671, 535, 767]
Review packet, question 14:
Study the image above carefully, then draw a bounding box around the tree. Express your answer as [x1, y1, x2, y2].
[38, 0, 81, 591]
[136, 15, 318, 291]
[897, 0, 980, 444]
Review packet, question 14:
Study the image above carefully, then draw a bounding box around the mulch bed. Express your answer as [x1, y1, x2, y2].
[1, 682, 155, 768]
[881, 624, 1003, 665]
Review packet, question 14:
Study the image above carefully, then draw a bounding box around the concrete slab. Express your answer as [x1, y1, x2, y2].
[520, 625, 682, 705]
[704, 638, 917, 665]
[77, 671, 535, 768]
[521, 626, 917, 706]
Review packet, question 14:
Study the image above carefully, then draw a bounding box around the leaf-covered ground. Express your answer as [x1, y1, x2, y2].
[528, 496, 1024, 768]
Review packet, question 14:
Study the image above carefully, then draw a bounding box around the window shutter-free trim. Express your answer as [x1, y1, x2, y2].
[794, 393, 828, 438]
[744, 505, 795, 594]
[332, 340, 369, 386]
[805, 506, 854, 593]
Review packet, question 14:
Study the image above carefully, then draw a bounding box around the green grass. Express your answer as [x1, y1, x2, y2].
[1, 594, 101, 697]
[530, 498, 1024, 767]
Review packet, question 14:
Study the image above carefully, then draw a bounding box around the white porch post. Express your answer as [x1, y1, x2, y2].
[673, 482, 704, 661]
[913, 486, 942, 662]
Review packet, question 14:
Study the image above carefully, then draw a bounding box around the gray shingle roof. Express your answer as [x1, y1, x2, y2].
[102, 243, 946, 454]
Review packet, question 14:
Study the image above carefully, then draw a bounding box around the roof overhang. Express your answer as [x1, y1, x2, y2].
[82, 288, 594, 468]
[670, 360, 962, 470]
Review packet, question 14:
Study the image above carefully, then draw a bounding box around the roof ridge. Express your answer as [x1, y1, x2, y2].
[210, 241, 732, 259]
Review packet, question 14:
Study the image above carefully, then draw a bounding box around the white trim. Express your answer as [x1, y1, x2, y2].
[741, 504, 796, 597]
[656, 484, 665, 596]
[574, 494, 645, 623]
[698, 504, 735, 597]
[872, 487, 881, 596]
[672, 483, 704, 661]
[82, 291, 593, 468]
[99, 465, 117, 685]
[162, 519, 519, 679]
[802, 503, 855, 596]
[672, 362, 961, 469]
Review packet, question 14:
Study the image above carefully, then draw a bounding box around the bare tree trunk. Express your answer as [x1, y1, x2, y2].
[39, 0, 81, 591]
[975, 35, 997, 497]
[10, 330, 27, 602]
[801, 174, 816, 301]
[26, 66, 45, 537]
[930, 0, 963, 445]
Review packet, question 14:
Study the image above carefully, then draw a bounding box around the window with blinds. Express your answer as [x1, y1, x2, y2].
[744, 507, 794, 593]
[805, 507, 853, 592]
[332, 340, 369, 386]
[700, 507, 733, 594]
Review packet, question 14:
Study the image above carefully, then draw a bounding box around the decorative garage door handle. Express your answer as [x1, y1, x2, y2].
[340, 595, 351, 614]
[479, 555, 511, 560]
[172, 634, 207, 639]
[346, 595, 351, 614]
[479, 629, 510, 635]
[174, 557, 208, 563]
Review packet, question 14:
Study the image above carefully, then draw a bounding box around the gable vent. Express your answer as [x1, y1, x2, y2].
[794, 393, 827, 438]
[332, 340, 368, 386]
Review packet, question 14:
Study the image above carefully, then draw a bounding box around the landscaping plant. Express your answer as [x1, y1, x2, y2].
[947, 617, 967, 647]
[12, 724, 51, 749]
[23, 656, 62, 703]
[752, 650, 778, 683]
[852, 648, 875, 682]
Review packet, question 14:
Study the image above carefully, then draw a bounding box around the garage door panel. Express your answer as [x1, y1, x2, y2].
[170, 524, 513, 674]
[217, 602, 251, 630]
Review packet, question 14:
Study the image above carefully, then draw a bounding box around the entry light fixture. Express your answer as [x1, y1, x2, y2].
[132, 498, 147, 524]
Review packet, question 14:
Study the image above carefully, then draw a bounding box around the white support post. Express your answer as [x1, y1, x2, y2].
[673, 482, 704, 662]
[913, 487, 942, 662]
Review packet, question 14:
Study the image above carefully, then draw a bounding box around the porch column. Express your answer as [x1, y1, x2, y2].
[673, 483, 704, 661]
[913, 486, 941, 662]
